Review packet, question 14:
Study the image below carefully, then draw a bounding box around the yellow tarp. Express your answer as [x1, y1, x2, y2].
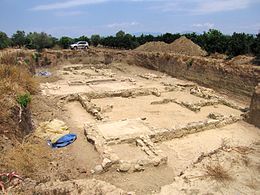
[35, 119, 70, 143]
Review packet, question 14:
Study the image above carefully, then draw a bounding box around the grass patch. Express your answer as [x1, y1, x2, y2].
[204, 163, 233, 182]
[0, 52, 18, 65]
[0, 64, 38, 95]
[17, 93, 31, 108]
[0, 136, 51, 179]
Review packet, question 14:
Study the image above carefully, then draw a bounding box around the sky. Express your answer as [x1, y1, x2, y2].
[0, 0, 260, 37]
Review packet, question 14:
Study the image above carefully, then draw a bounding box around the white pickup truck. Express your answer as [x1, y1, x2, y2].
[70, 41, 89, 50]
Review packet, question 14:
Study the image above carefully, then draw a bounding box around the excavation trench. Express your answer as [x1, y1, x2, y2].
[24, 52, 260, 195]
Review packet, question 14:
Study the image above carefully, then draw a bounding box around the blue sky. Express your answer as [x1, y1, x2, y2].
[0, 0, 260, 37]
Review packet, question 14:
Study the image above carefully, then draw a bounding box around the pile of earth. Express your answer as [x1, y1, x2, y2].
[226, 55, 255, 66]
[135, 41, 168, 52]
[135, 36, 207, 56]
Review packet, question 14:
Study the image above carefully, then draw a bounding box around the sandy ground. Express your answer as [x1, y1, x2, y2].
[92, 95, 242, 129]
[159, 121, 260, 174]
[28, 59, 260, 195]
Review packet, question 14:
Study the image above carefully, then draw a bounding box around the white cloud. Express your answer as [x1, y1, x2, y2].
[106, 22, 139, 28]
[55, 11, 83, 16]
[31, 0, 256, 15]
[192, 23, 215, 28]
[32, 0, 107, 11]
[31, 0, 179, 11]
[195, 0, 250, 14]
[151, 0, 254, 15]
[31, 0, 158, 11]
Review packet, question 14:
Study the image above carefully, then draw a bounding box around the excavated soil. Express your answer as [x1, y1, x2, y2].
[5, 49, 260, 195]
[135, 36, 207, 56]
[135, 41, 168, 53]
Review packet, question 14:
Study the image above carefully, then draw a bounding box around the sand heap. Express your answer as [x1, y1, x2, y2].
[168, 36, 207, 56]
[135, 41, 168, 52]
[135, 36, 207, 56]
[227, 55, 255, 66]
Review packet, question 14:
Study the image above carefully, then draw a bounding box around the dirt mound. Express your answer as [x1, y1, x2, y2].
[227, 55, 255, 66]
[167, 36, 207, 56]
[135, 36, 207, 56]
[135, 41, 168, 52]
[210, 52, 228, 60]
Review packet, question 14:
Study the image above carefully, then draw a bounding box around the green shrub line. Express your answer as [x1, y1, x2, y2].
[0, 29, 259, 61]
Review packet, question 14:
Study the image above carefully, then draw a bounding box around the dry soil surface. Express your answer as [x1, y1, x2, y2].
[27, 58, 260, 195]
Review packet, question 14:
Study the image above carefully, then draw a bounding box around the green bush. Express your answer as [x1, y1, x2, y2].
[17, 93, 31, 108]
[91, 34, 101, 47]
[0, 31, 11, 49]
[26, 32, 54, 51]
[12, 30, 28, 47]
[58, 36, 74, 49]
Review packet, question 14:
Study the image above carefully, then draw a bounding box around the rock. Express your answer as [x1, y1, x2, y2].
[152, 90, 161, 97]
[208, 112, 224, 120]
[129, 78, 136, 82]
[153, 157, 161, 166]
[94, 165, 103, 173]
[133, 164, 145, 172]
[92, 109, 99, 114]
[136, 139, 144, 147]
[102, 158, 112, 169]
[110, 153, 120, 163]
[118, 162, 131, 172]
[137, 159, 150, 166]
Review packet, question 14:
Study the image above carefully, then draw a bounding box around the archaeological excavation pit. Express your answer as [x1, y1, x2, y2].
[53, 65, 251, 175]
[77, 82, 248, 174]
[91, 91, 243, 129]
[1, 26, 260, 195]
[30, 48, 259, 195]
[41, 64, 139, 96]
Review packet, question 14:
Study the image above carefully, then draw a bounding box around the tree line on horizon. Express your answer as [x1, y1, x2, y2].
[0, 29, 259, 59]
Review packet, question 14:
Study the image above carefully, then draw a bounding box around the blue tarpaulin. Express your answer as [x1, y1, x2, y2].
[48, 133, 77, 149]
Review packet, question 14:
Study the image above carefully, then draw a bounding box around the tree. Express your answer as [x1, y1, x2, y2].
[136, 34, 155, 45]
[201, 29, 229, 54]
[159, 33, 180, 43]
[11, 30, 28, 47]
[116, 30, 125, 38]
[27, 32, 54, 51]
[227, 32, 254, 56]
[74, 36, 90, 44]
[252, 33, 260, 65]
[0, 31, 11, 49]
[91, 34, 101, 47]
[59, 36, 73, 49]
